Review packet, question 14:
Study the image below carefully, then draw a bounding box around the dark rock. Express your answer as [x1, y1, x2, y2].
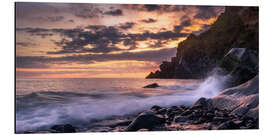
[181, 109, 192, 116]
[151, 105, 162, 112]
[50, 124, 76, 133]
[110, 120, 132, 128]
[191, 97, 213, 111]
[213, 117, 230, 123]
[174, 116, 189, 123]
[214, 110, 225, 117]
[156, 108, 167, 115]
[216, 120, 240, 129]
[125, 111, 166, 131]
[220, 48, 258, 87]
[87, 127, 113, 132]
[143, 83, 160, 88]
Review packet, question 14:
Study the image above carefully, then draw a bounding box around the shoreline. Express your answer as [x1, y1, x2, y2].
[20, 75, 258, 133]
[22, 102, 258, 133]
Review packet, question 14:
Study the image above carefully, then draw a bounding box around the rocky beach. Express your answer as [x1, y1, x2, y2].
[19, 6, 259, 133]
[25, 74, 258, 133]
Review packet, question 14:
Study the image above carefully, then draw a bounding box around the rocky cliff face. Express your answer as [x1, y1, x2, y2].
[146, 6, 258, 79]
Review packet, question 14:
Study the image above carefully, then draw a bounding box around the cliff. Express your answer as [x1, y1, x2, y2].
[146, 6, 258, 79]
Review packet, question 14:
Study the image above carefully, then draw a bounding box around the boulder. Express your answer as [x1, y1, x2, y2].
[151, 105, 162, 112]
[50, 124, 76, 133]
[125, 111, 166, 131]
[143, 83, 160, 88]
[191, 97, 214, 111]
[174, 116, 189, 123]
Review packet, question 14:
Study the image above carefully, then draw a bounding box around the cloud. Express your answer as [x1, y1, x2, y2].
[143, 4, 160, 11]
[33, 16, 65, 22]
[68, 4, 103, 19]
[16, 56, 51, 68]
[119, 22, 136, 30]
[16, 48, 176, 69]
[194, 6, 218, 20]
[141, 18, 157, 23]
[16, 27, 55, 38]
[46, 16, 64, 22]
[16, 2, 60, 19]
[122, 4, 185, 13]
[16, 42, 38, 47]
[17, 25, 187, 54]
[173, 19, 192, 33]
[104, 9, 123, 16]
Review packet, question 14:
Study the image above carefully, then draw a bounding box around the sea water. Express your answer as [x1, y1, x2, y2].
[16, 74, 228, 132]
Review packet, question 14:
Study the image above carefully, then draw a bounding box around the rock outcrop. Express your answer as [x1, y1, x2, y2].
[143, 83, 160, 88]
[220, 48, 258, 87]
[210, 75, 259, 119]
[125, 111, 165, 131]
[146, 6, 258, 79]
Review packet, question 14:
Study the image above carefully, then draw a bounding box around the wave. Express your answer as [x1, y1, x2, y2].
[159, 84, 199, 90]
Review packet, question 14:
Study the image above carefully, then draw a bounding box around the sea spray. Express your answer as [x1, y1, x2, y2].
[192, 70, 231, 98]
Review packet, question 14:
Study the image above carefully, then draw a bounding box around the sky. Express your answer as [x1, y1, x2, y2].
[16, 2, 225, 79]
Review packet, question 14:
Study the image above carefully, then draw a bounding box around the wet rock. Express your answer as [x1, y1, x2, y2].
[126, 111, 166, 131]
[50, 124, 76, 133]
[138, 128, 149, 131]
[143, 83, 160, 88]
[174, 116, 189, 123]
[220, 48, 258, 87]
[211, 75, 258, 121]
[216, 120, 240, 129]
[213, 117, 230, 123]
[87, 127, 113, 132]
[151, 105, 162, 112]
[181, 109, 192, 116]
[191, 97, 213, 111]
[156, 108, 167, 115]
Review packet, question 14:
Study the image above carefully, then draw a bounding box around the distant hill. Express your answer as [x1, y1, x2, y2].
[146, 6, 258, 79]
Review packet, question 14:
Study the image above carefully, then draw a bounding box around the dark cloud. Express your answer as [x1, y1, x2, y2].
[16, 56, 51, 68]
[16, 27, 55, 38]
[144, 5, 160, 11]
[119, 22, 136, 30]
[173, 19, 192, 33]
[17, 25, 187, 54]
[104, 9, 123, 16]
[46, 16, 64, 22]
[194, 6, 218, 20]
[122, 4, 185, 13]
[34, 16, 65, 22]
[16, 42, 38, 47]
[68, 4, 103, 19]
[16, 48, 176, 69]
[16, 2, 60, 19]
[141, 18, 157, 23]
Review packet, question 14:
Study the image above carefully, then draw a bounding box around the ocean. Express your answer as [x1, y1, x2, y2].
[16, 75, 228, 133]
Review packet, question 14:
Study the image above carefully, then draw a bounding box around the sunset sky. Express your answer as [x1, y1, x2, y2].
[16, 2, 225, 79]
